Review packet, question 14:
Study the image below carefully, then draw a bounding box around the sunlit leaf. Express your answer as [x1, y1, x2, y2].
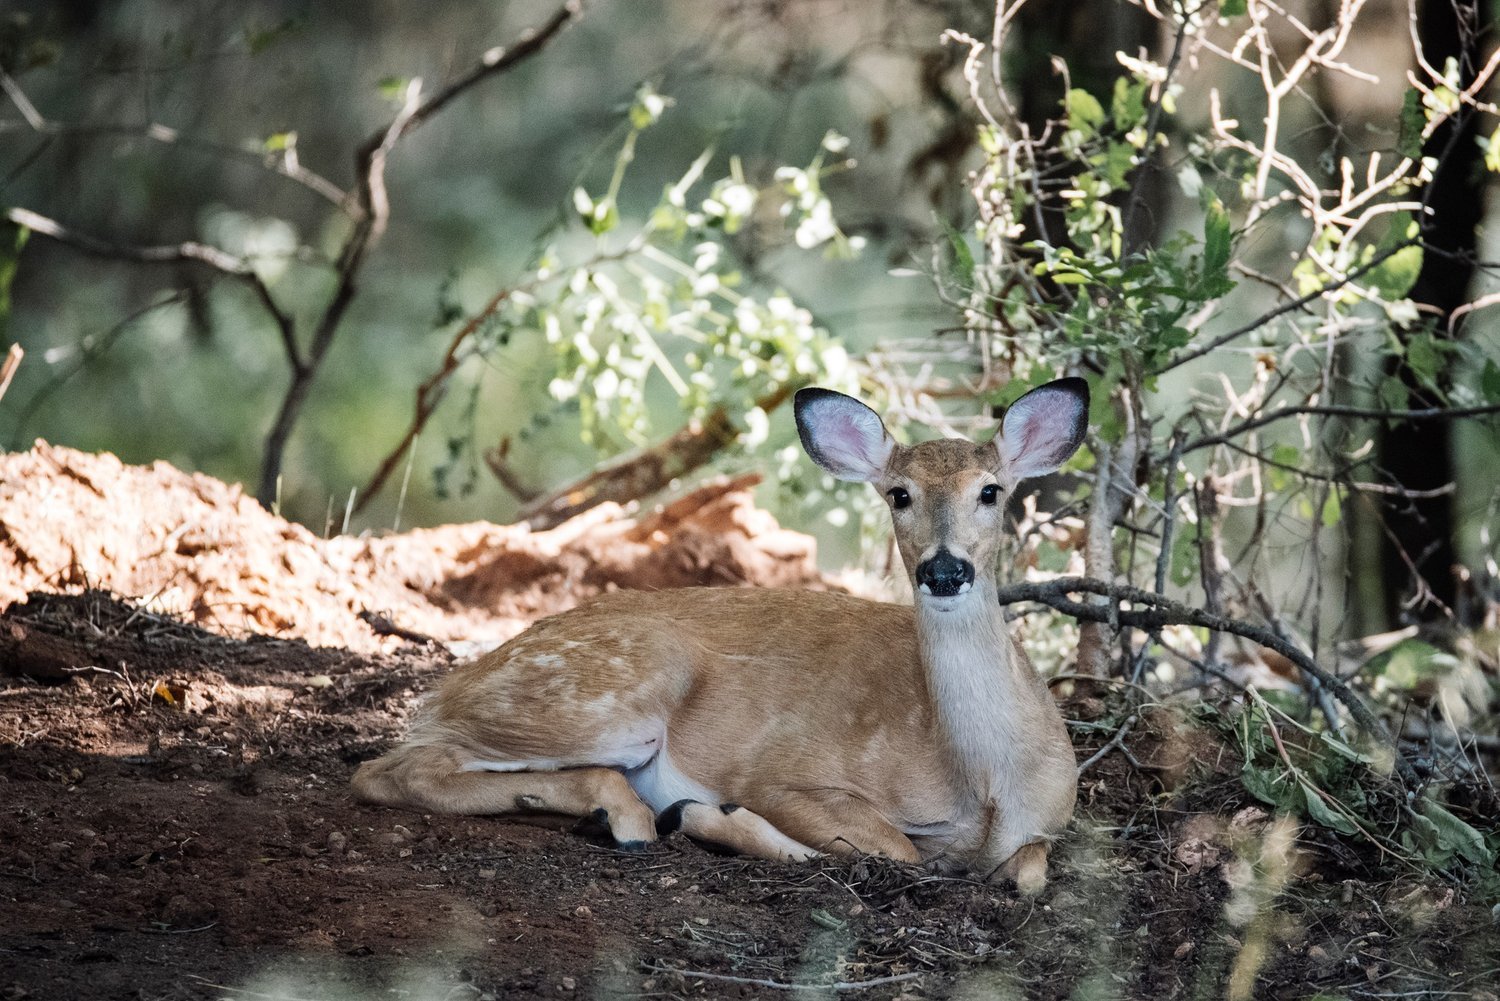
[1066, 88, 1106, 132]
[1398, 88, 1426, 159]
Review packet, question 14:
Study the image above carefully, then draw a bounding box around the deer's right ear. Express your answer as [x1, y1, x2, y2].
[794, 388, 895, 483]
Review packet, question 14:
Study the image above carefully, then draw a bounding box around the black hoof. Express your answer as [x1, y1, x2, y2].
[614, 839, 649, 854]
[656, 798, 699, 837]
[571, 807, 612, 839]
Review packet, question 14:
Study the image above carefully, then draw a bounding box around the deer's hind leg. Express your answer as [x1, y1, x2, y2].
[352, 743, 658, 847]
[755, 789, 921, 863]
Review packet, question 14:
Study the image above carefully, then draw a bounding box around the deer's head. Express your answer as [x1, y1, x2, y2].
[795, 379, 1089, 609]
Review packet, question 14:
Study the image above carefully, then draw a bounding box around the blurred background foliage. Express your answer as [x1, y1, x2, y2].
[0, 0, 983, 556]
[2, 0, 1500, 892]
[1, 0, 1498, 634]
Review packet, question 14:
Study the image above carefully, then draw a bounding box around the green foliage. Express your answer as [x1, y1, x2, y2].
[1205, 692, 1499, 887]
[0, 222, 26, 340]
[435, 95, 865, 514]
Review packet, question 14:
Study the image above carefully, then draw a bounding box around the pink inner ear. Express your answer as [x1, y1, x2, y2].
[1001, 386, 1086, 478]
[800, 393, 892, 481]
[821, 410, 883, 470]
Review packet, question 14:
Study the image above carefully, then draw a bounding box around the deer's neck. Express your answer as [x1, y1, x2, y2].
[916, 595, 1037, 798]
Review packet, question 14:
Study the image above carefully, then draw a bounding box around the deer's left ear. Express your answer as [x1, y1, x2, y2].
[996, 378, 1090, 480]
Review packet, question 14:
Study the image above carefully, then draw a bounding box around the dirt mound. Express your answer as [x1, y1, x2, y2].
[0, 442, 825, 651]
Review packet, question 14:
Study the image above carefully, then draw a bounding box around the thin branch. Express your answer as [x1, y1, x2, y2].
[1182, 400, 1500, 455]
[1154, 238, 1419, 375]
[255, 0, 587, 504]
[4, 206, 301, 370]
[1, 68, 346, 207]
[353, 285, 513, 513]
[994, 575, 1415, 783]
[1077, 713, 1140, 775]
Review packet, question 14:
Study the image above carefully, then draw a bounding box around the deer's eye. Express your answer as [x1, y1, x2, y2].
[979, 484, 1000, 506]
[888, 487, 912, 510]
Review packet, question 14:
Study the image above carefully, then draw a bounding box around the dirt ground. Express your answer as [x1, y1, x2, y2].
[2, 446, 1497, 1001]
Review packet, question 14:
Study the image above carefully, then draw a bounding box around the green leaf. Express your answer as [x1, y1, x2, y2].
[1170, 522, 1200, 587]
[1418, 799, 1493, 866]
[1481, 359, 1500, 402]
[1066, 88, 1106, 132]
[1377, 375, 1409, 413]
[1398, 88, 1426, 160]
[939, 217, 975, 289]
[1367, 248, 1423, 301]
[1220, 0, 1248, 16]
[1404, 331, 1444, 388]
[1320, 492, 1341, 527]
[1301, 783, 1359, 836]
[1367, 639, 1457, 690]
[1203, 197, 1230, 274]
[262, 131, 296, 153]
[378, 76, 411, 102]
[1111, 77, 1147, 131]
[1241, 763, 1297, 811]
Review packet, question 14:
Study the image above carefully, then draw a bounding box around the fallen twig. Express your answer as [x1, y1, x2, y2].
[641, 962, 922, 993]
[1077, 713, 1140, 775]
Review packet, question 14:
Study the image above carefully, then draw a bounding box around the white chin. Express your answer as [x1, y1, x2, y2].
[916, 582, 973, 608]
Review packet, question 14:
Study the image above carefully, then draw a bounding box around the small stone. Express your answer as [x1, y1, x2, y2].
[346, 850, 364, 862]
[1173, 941, 1194, 959]
[477, 868, 497, 880]
[573, 905, 592, 919]
[326, 832, 347, 852]
[392, 825, 415, 842]
[847, 903, 865, 917]
[559, 976, 576, 991]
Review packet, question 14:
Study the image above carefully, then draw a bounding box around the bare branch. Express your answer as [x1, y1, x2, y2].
[1182, 400, 1500, 455]
[995, 574, 1414, 783]
[1, 69, 347, 208]
[256, 0, 588, 504]
[4, 206, 301, 370]
[354, 285, 514, 513]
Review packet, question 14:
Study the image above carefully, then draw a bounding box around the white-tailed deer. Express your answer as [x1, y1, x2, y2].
[353, 378, 1088, 892]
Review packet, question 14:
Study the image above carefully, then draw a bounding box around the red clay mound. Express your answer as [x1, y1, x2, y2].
[0, 442, 825, 651]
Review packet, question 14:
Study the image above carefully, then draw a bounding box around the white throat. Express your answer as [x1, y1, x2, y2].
[915, 589, 1029, 799]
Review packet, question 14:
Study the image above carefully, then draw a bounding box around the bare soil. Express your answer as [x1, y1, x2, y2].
[1, 445, 1496, 1001]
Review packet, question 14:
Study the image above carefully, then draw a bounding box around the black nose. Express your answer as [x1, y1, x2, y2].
[915, 550, 975, 597]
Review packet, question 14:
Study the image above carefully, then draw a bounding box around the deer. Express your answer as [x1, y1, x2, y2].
[352, 378, 1088, 893]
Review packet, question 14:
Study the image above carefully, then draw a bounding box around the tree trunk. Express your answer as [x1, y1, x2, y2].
[1374, 0, 1487, 627]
